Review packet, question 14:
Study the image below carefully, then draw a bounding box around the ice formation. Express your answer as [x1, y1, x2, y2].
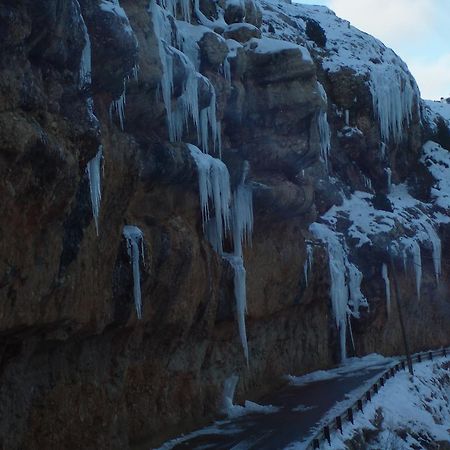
[109, 87, 127, 130]
[309, 223, 367, 360]
[86, 147, 103, 235]
[123, 226, 145, 319]
[381, 263, 391, 316]
[188, 144, 231, 253]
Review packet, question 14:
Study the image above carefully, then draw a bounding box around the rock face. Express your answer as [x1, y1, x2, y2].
[1, 0, 450, 448]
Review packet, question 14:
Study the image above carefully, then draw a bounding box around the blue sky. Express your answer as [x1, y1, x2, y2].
[295, 0, 450, 99]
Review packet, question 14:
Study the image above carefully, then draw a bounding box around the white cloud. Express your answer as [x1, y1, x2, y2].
[328, 0, 437, 47]
[408, 54, 450, 100]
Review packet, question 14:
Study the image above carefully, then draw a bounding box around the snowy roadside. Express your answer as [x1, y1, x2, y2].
[286, 358, 450, 450]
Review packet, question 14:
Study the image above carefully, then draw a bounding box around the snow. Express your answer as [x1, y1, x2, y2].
[381, 263, 391, 316]
[246, 36, 312, 61]
[122, 225, 145, 319]
[86, 146, 103, 236]
[288, 353, 396, 386]
[188, 144, 231, 254]
[421, 141, 450, 210]
[300, 358, 450, 450]
[259, 0, 420, 144]
[423, 99, 450, 131]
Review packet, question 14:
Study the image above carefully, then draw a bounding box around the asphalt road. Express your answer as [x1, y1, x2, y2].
[158, 356, 396, 450]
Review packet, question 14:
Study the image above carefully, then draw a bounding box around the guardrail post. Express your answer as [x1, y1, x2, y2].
[401, 361, 406, 370]
[373, 383, 378, 394]
[429, 352, 433, 361]
[418, 354, 422, 363]
[366, 391, 371, 402]
[357, 399, 363, 412]
[443, 348, 447, 357]
[380, 376, 385, 386]
[313, 438, 320, 449]
[347, 408, 354, 424]
[336, 416, 343, 434]
[390, 368, 395, 377]
[324, 426, 331, 445]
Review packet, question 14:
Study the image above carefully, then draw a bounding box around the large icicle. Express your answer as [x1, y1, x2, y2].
[86, 147, 103, 235]
[369, 65, 417, 143]
[309, 223, 367, 361]
[188, 144, 231, 253]
[420, 220, 441, 283]
[317, 82, 331, 171]
[224, 254, 249, 363]
[123, 226, 145, 319]
[381, 263, 391, 316]
[222, 374, 239, 414]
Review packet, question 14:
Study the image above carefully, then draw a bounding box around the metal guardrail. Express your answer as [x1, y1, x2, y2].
[306, 347, 450, 449]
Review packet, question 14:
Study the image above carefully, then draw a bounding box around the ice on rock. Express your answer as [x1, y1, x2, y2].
[100, 0, 134, 35]
[109, 86, 127, 130]
[317, 82, 331, 171]
[385, 167, 392, 193]
[381, 263, 391, 316]
[188, 144, 231, 253]
[123, 226, 145, 319]
[86, 147, 103, 235]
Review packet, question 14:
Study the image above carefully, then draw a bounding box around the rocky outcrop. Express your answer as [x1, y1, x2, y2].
[1, 0, 450, 448]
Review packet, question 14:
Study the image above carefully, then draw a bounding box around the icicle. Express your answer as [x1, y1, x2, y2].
[123, 225, 145, 319]
[381, 263, 391, 316]
[222, 374, 239, 413]
[109, 83, 127, 130]
[381, 142, 387, 159]
[231, 161, 253, 258]
[363, 175, 372, 191]
[409, 240, 422, 300]
[345, 109, 349, 126]
[304, 243, 314, 287]
[318, 111, 331, 171]
[75, 0, 92, 89]
[188, 144, 231, 253]
[224, 254, 249, 363]
[86, 146, 103, 235]
[223, 57, 231, 84]
[420, 220, 441, 283]
[385, 167, 392, 193]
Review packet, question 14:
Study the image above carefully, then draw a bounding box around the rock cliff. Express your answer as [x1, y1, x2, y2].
[1, 0, 450, 448]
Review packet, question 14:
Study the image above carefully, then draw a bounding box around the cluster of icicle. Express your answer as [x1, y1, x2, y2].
[369, 64, 418, 144]
[148, 0, 254, 361]
[189, 145, 253, 363]
[317, 82, 331, 171]
[149, 0, 221, 153]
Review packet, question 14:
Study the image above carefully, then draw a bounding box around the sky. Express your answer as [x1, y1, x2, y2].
[295, 0, 450, 100]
